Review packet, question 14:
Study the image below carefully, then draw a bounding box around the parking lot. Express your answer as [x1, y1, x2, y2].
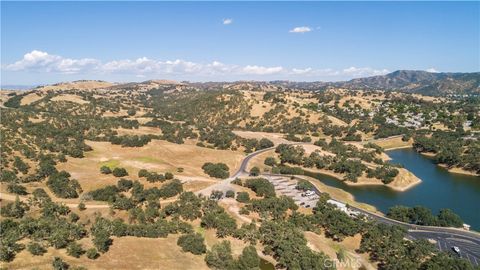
[264, 175, 319, 208]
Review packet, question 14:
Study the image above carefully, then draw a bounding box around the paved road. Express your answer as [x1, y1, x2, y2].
[2, 140, 478, 265]
[233, 144, 480, 267]
[197, 142, 310, 197]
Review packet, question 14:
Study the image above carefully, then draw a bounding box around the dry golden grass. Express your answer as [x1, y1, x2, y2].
[431, 122, 449, 131]
[305, 232, 375, 270]
[51, 94, 89, 104]
[128, 117, 154, 125]
[115, 126, 162, 136]
[246, 150, 274, 172]
[306, 166, 421, 192]
[56, 140, 245, 195]
[233, 130, 290, 145]
[250, 102, 273, 117]
[20, 92, 43, 105]
[102, 110, 129, 117]
[0, 90, 20, 106]
[2, 235, 209, 270]
[204, 229, 248, 257]
[36, 81, 114, 92]
[371, 136, 412, 150]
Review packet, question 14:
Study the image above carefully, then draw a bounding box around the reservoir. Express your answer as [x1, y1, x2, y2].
[308, 148, 480, 231]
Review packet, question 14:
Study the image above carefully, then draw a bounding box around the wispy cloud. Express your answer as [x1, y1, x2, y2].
[342, 67, 389, 77]
[223, 18, 233, 25]
[4, 50, 390, 80]
[426, 68, 438, 73]
[242, 65, 284, 75]
[289, 26, 312, 33]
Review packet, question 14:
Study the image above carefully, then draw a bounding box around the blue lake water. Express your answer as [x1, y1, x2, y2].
[308, 148, 480, 230]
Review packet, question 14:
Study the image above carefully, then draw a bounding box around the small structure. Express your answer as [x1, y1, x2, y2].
[327, 199, 360, 217]
[327, 199, 348, 212]
[463, 223, 471, 231]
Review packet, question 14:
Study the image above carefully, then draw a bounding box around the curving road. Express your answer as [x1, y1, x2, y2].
[2, 140, 479, 265]
[232, 143, 480, 266]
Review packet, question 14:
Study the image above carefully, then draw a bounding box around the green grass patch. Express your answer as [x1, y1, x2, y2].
[195, 226, 206, 236]
[133, 156, 164, 164]
[100, 159, 120, 169]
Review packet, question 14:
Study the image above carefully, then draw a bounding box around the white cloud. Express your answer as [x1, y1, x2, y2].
[426, 68, 438, 73]
[289, 26, 312, 33]
[290, 68, 340, 77]
[292, 68, 313, 74]
[342, 67, 389, 77]
[5, 50, 99, 74]
[242, 65, 284, 75]
[223, 18, 233, 25]
[4, 50, 391, 81]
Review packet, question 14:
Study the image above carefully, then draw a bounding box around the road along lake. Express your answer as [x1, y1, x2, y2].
[307, 147, 480, 231]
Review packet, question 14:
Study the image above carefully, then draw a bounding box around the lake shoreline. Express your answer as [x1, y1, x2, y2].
[418, 151, 479, 177]
[304, 167, 421, 192]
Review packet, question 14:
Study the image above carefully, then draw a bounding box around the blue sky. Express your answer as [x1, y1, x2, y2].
[1, 1, 479, 85]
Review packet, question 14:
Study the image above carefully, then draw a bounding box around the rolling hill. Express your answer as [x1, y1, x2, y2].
[334, 70, 480, 95]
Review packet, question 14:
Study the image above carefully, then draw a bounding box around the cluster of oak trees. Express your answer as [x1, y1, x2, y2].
[273, 141, 399, 183]
[387, 205, 464, 227]
[414, 130, 480, 174]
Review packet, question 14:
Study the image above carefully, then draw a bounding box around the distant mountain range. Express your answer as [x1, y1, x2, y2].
[2, 70, 478, 96]
[272, 70, 480, 96]
[332, 70, 480, 96]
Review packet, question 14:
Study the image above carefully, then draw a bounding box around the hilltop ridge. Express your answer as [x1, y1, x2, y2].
[6, 70, 479, 96]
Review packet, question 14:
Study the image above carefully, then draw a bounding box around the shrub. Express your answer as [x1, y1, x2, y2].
[146, 172, 165, 183]
[7, 184, 28, 195]
[100, 166, 112, 174]
[158, 179, 183, 198]
[27, 242, 47, 256]
[225, 190, 235, 198]
[231, 178, 242, 186]
[258, 138, 274, 149]
[296, 180, 315, 191]
[52, 257, 69, 270]
[78, 202, 86, 211]
[138, 169, 149, 178]
[67, 242, 85, 258]
[202, 163, 230, 179]
[117, 178, 134, 191]
[86, 248, 99, 259]
[1, 170, 17, 183]
[249, 167, 260, 176]
[92, 228, 112, 253]
[165, 172, 174, 180]
[205, 241, 234, 269]
[89, 185, 119, 202]
[1, 197, 29, 218]
[244, 178, 275, 198]
[264, 157, 277, 167]
[236, 192, 250, 203]
[112, 168, 128, 177]
[47, 171, 82, 198]
[237, 245, 260, 269]
[177, 233, 207, 255]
